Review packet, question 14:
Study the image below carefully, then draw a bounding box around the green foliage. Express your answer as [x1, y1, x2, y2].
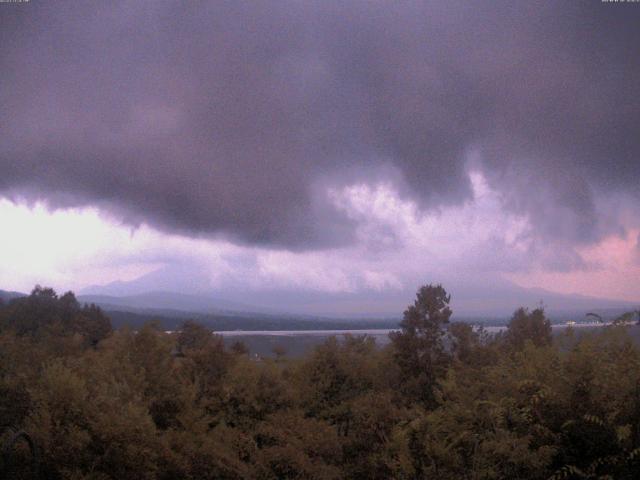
[0, 286, 112, 346]
[390, 284, 452, 406]
[505, 306, 553, 350]
[2, 284, 640, 479]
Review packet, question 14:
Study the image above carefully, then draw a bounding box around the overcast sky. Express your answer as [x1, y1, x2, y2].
[1, 1, 639, 315]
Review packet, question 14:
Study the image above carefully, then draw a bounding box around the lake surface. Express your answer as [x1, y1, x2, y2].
[215, 322, 609, 337]
[216, 329, 398, 337]
[214, 323, 617, 357]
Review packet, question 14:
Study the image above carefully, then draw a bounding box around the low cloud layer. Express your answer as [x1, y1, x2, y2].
[2, 174, 639, 316]
[1, 1, 639, 254]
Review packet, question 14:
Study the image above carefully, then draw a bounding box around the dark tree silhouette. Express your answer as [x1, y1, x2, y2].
[390, 284, 452, 406]
[505, 307, 552, 349]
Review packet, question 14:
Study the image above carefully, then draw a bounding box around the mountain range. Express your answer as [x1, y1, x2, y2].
[2, 269, 637, 330]
[74, 265, 638, 318]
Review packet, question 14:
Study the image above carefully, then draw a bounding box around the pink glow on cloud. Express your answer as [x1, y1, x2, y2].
[507, 229, 640, 303]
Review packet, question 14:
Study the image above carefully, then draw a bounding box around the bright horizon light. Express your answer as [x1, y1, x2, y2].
[1, 169, 638, 313]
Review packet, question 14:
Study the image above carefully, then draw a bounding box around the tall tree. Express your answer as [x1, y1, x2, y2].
[390, 284, 452, 407]
[505, 307, 552, 350]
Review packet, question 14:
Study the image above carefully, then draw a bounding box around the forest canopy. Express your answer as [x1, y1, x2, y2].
[1, 284, 640, 479]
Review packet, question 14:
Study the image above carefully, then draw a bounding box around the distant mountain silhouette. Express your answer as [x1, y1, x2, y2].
[77, 291, 260, 315]
[74, 266, 638, 319]
[0, 289, 26, 303]
[80, 263, 213, 297]
[1, 282, 636, 331]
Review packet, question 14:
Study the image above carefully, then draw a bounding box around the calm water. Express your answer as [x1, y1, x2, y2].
[215, 329, 398, 337]
[206, 322, 617, 358]
[214, 322, 608, 337]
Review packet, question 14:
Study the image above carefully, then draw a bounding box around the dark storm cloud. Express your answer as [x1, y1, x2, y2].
[1, 1, 638, 249]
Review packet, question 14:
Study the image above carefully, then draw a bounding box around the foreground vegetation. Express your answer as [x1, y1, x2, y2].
[1, 285, 640, 479]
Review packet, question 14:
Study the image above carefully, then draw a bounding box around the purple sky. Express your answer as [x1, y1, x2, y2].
[1, 1, 639, 315]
